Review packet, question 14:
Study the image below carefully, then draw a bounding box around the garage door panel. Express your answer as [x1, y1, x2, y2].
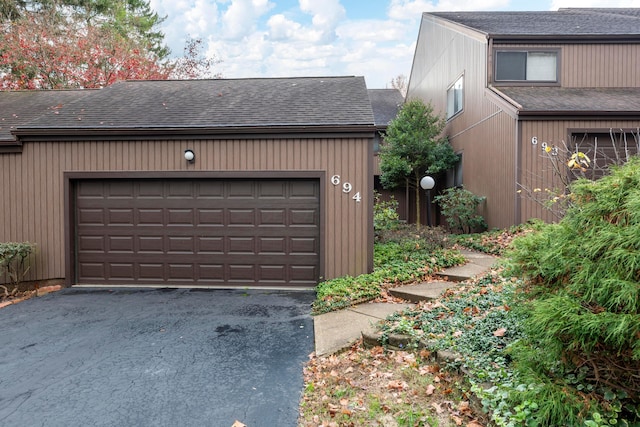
[258, 237, 286, 254]
[197, 237, 224, 253]
[138, 236, 164, 253]
[108, 236, 135, 253]
[259, 265, 286, 281]
[258, 209, 286, 226]
[78, 263, 104, 279]
[137, 209, 164, 225]
[139, 264, 164, 280]
[258, 181, 287, 198]
[167, 236, 195, 254]
[78, 235, 106, 252]
[290, 265, 318, 283]
[108, 182, 135, 198]
[76, 179, 320, 288]
[109, 263, 134, 279]
[108, 209, 134, 225]
[167, 209, 194, 225]
[228, 209, 255, 225]
[168, 264, 195, 280]
[290, 209, 317, 226]
[228, 265, 255, 281]
[197, 209, 224, 225]
[78, 209, 105, 225]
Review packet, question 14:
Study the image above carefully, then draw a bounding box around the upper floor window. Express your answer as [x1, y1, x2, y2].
[447, 75, 463, 119]
[495, 50, 558, 82]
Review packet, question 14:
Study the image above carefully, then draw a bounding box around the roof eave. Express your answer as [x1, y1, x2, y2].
[518, 110, 640, 121]
[12, 124, 377, 141]
[491, 34, 640, 44]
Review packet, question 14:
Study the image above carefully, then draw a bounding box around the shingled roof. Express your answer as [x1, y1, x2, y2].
[14, 76, 375, 139]
[430, 8, 640, 39]
[494, 87, 640, 118]
[0, 90, 93, 141]
[368, 89, 404, 129]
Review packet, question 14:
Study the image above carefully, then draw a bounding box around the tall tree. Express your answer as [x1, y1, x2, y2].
[169, 37, 222, 80]
[389, 74, 407, 97]
[379, 99, 458, 226]
[0, 0, 169, 59]
[0, 8, 169, 89]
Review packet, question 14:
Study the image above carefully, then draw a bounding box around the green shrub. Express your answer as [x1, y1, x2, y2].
[373, 192, 400, 236]
[505, 157, 640, 424]
[313, 230, 464, 314]
[434, 187, 487, 234]
[0, 242, 35, 293]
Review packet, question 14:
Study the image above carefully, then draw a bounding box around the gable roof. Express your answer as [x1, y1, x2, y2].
[0, 90, 93, 141]
[14, 76, 375, 139]
[430, 8, 640, 39]
[368, 89, 404, 129]
[494, 87, 640, 119]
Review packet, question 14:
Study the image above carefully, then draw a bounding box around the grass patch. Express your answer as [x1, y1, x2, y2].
[299, 345, 477, 427]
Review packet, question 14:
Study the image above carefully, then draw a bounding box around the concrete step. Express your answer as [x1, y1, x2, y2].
[388, 281, 458, 302]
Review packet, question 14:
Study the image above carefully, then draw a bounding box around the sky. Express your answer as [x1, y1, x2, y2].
[148, 0, 640, 88]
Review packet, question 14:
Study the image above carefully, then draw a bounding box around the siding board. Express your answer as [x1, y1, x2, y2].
[409, 15, 518, 228]
[519, 120, 640, 223]
[493, 43, 640, 88]
[1, 137, 370, 283]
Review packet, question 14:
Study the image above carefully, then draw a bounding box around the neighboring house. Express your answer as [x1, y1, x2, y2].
[0, 77, 376, 288]
[407, 8, 640, 228]
[368, 88, 411, 222]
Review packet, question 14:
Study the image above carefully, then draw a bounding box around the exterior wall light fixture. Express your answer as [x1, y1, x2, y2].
[184, 149, 195, 163]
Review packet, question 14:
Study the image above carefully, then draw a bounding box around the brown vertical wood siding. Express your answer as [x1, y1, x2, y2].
[0, 137, 371, 284]
[492, 43, 640, 88]
[408, 15, 519, 229]
[518, 120, 640, 223]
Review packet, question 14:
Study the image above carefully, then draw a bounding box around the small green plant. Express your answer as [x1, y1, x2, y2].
[434, 187, 487, 234]
[373, 191, 400, 236]
[0, 242, 35, 296]
[313, 230, 464, 314]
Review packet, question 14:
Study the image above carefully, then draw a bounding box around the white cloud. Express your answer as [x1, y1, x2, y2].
[387, 0, 510, 20]
[221, 0, 275, 39]
[267, 13, 324, 42]
[299, 0, 346, 41]
[336, 19, 407, 42]
[551, 0, 640, 8]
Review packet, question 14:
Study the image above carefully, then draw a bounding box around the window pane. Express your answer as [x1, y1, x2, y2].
[527, 52, 556, 81]
[447, 76, 463, 119]
[496, 51, 526, 81]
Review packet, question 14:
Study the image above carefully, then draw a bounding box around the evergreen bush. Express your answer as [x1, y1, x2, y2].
[506, 157, 640, 423]
[434, 186, 487, 234]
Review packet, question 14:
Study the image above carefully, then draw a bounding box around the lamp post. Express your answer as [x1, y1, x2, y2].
[420, 175, 435, 227]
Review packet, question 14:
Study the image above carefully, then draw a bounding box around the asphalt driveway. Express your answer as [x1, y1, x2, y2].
[0, 288, 315, 427]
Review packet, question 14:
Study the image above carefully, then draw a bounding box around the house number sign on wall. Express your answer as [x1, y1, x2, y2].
[331, 175, 362, 203]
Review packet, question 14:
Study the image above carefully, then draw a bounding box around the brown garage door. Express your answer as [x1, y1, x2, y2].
[75, 178, 320, 288]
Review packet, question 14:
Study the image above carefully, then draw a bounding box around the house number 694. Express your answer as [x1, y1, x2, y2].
[330, 175, 362, 203]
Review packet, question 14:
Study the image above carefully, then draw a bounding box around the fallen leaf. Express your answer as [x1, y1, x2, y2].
[426, 384, 436, 395]
[387, 380, 408, 391]
[467, 421, 484, 427]
[419, 349, 432, 359]
[493, 328, 507, 337]
[432, 402, 445, 414]
[451, 415, 464, 426]
[453, 330, 463, 338]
